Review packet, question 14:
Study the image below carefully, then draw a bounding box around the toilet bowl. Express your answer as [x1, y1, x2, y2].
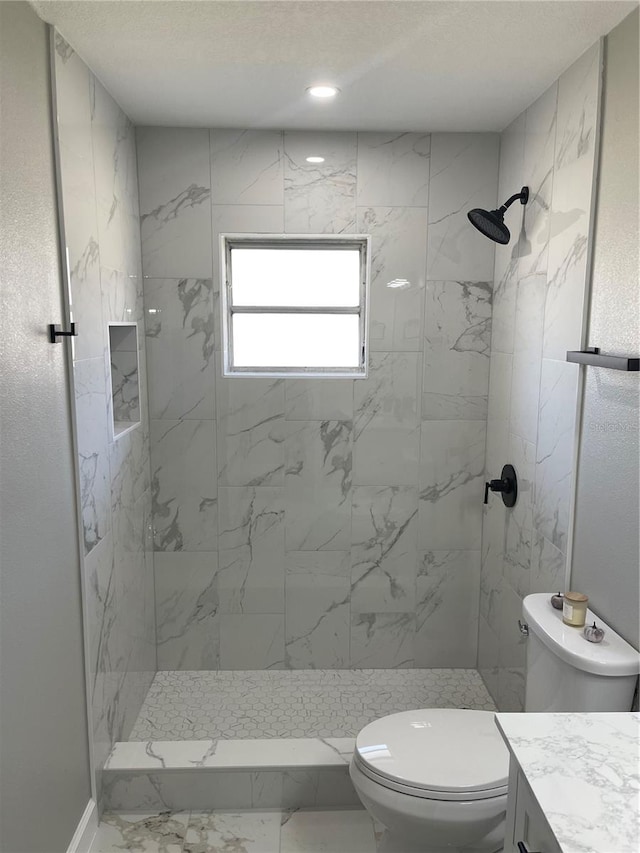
[349, 709, 509, 853]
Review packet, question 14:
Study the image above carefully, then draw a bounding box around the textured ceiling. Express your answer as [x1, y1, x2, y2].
[32, 0, 637, 130]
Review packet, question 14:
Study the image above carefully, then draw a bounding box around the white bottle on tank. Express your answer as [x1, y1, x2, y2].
[522, 593, 639, 712]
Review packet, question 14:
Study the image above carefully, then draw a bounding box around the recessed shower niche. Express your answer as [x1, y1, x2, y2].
[108, 323, 141, 438]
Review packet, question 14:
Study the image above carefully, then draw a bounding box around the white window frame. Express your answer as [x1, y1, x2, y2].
[220, 233, 370, 378]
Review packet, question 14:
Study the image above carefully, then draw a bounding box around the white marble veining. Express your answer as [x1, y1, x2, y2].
[137, 127, 212, 279]
[210, 129, 284, 206]
[137, 127, 506, 673]
[479, 44, 601, 712]
[129, 669, 495, 741]
[283, 132, 357, 233]
[428, 133, 500, 281]
[53, 33, 155, 812]
[357, 206, 427, 352]
[497, 712, 640, 853]
[92, 809, 379, 853]
[357, 132, 430, 208]
[144, 278, 215, 421]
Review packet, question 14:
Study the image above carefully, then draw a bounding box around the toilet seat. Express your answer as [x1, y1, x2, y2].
[354, 709, 509, 802]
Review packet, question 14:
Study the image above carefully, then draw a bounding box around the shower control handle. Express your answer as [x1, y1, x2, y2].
[483, 464, 518, 508]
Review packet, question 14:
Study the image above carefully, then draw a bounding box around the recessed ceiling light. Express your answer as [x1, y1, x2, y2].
[305, 156, 325, 164]
[307, 85, 339, 99]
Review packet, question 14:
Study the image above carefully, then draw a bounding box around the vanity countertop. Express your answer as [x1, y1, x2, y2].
[495, 712, 640, 853]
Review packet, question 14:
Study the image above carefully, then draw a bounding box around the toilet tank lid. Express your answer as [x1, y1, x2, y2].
[523, 594, 640, 676]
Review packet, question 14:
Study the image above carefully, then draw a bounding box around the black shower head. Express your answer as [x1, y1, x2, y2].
[467, 207, 511, 244]
[467, 186, 529, 245]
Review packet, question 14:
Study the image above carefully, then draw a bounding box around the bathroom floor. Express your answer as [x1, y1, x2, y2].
[92, 808, 383, 852]
[129, 668, 496, 740]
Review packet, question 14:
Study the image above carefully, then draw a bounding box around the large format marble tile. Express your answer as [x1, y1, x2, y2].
[428, 133, 499, 281]
[503, 434, 535, 600]
[350, 486, 418, 614]
[543, 43, 601, 361]
[414, 550, 480, 667]
[210, 129, 284, 205]
[60, 153, 105, 362]
[423, 280, 492, 412]
[350, 613, 415, 668]
[283, 132, 357, 233]
[155, 552, 219, 670]
[102, 266, 142, 326]
[217, 486, 285, 614]
[285, 553, 350, 668]
[357, 206, 427, 351]
[530, 533, 566, 594]
[357, 132, 430, 207]
[137, 127, 212, 278]
[284, 420, 352, 551]
[509, 274, 545, 444]
[534, 360, 579, 554]
[219, 615, 285, 670]
[554, 43, 601, 173]
[151, 419, 218, 551]
[491, 113, 525, 357]
[543, 164, 593, 360]
[284, 378, 353, 421]
[91, 76, 139, 223]
[353, 352, 421, 486]
[280, 809, 375, 853]
[521, 82, 557, 277]
[91, 811, 189, 853]
[185, 811, 281, 853]
[53, 34, 93, 163]
[216, 365, 286, 486]
[419, 420, 486, 550]
[484, 351, 513, 477]
[74, 357, 112, 554]
[144, 278, 215, 420]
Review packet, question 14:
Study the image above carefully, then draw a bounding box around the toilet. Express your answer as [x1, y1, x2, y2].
[350, 593, 640, 853]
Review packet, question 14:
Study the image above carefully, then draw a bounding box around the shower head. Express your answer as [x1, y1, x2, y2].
[467, 186, 529, 244]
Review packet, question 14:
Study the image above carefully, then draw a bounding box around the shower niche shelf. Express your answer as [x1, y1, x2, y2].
[108, 323, 141, 439]
[566, 347, 639, 371]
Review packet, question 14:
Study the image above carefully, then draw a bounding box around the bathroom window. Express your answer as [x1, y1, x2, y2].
[220, 235, 370, 377]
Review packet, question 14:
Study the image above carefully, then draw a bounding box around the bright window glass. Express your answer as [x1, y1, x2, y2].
[232, 314, 360, 368]
[231, 248, 360, 307]
[222, 236, 368, 377]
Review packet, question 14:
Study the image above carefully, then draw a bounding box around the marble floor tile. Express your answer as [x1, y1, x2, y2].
[91, 811, 189, 852]
[184, 810, 281, 853]
[280, 809, 376, 853]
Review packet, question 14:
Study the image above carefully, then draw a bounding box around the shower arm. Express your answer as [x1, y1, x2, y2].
[497, 187, 529, 214]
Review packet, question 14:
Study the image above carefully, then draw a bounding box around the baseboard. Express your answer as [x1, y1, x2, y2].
[66, 799, 98, 853]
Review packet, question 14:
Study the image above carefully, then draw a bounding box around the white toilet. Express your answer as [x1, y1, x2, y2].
[350, 593, 640, 853]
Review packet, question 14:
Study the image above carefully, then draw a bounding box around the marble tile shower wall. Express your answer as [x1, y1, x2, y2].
[53, 34, 155, 800]
[479, 43, 602, 710]
[136, 128, 500, 671]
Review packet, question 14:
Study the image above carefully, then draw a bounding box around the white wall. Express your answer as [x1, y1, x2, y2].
[0, 3, 91, 849]
[572, 8, 639, 650]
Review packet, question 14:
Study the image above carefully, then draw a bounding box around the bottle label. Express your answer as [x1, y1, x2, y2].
[563, 602, 574, 620]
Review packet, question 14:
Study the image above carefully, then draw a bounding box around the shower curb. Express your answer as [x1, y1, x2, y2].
[103, 737, 361, 812]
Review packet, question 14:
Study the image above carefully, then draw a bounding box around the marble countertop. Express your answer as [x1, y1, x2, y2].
[496, 712, 640, 853]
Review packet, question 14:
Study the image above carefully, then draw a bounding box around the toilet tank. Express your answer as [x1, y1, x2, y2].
[523, 594, 640, 712]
